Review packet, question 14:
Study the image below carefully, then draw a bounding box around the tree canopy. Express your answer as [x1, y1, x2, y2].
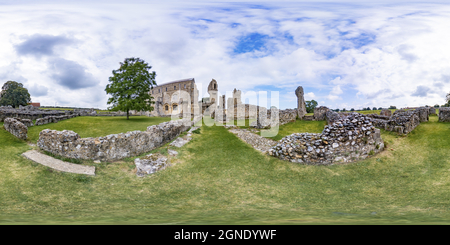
[305, 100, 318, 113]
[0, 81, 31, 108]
[105, 58, 157, 119]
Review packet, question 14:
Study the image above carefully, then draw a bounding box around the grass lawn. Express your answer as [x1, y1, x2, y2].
[1, 115, 450, 224]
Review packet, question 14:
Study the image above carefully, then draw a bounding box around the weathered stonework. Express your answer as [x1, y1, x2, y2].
[429, 107, 437, 116]
[0, 106, 69, 122]
[380, 109, 392, 117]
[269, 112, 384, 165]
[37, 118, 201, 161]
[135, 153, 169, 177]
[150, 78, 200, 117]
[439, 107, 450, 122]
[295, 86, 307, 119]
[313, 106, 330, 121]
[4, 118, 28, 140]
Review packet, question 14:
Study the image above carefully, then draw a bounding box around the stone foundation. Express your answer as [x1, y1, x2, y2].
[37, 118, 201, 161]
[439, 107, 450, 122]
[269, 112, 384, 165]
[3, 118, 28, 140]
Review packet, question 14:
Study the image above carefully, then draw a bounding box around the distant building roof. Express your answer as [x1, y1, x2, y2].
[153, 78, 195, 88]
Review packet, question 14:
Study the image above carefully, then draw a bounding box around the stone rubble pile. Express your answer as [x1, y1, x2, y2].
[135, 153, 169, 177]
[269, 112, 384, 165]
[3, 118, 28, 140]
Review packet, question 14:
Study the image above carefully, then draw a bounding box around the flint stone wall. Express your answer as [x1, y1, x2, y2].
[250, 108, 297, 129]
[13, 118, 34, 127]
[380, 109, 392, 117]
[269, 112, 384, 165]
[439, 107, 450, 122]
[313, 106, 330, 121]
[0, 106, 70, 122]
[3, 118, 28, 140]
[429, 107, 437, 115]
[35, 115, 79, 126]
[37, 118, 201, 161]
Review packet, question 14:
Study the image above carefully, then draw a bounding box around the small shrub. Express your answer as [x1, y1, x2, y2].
[369, 150, 375, 155]
[192, 128, 201, 134]
[376, 144, 380, 149]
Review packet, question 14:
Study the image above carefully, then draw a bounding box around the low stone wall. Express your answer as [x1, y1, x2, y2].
[269, 112, 384, 165]
[3, 118, 28, 140]
[37, 118, 201, 161]
[35, 115, 79, 126]
[13, 118, 34, 127]
[278, 109, 297, 125]
[313, 106, 330, 121]
[429, 107, 437, 116]
[383, 109, 424, 134]
[380, 109, 392, 117]
[439, 107, 450, 122]
[0, 106, 70, 122]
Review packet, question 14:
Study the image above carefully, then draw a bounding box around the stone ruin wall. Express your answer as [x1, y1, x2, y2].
[269, 112, 384, 165]
[37, 117, 202, 161]
[438, 107, 450, 122]
[363, 107, 430, 135]
[313, 106, 330, 121]
[3, 118, 28, 140]
[2, 112, 81, 140]
[0, 106, 69, 122]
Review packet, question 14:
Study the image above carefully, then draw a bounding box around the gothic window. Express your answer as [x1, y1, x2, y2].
[184, 84, 186, 89]
[166, 87, 167, 92]
[165, 105, 169, 111]
[214, 84, 216, 89]
[174, 85, 176, 90]
[173, 105, 178, 111]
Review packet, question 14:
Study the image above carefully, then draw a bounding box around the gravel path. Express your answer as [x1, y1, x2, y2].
[229, 128, 277, 153]
[22, 150, 95, 176]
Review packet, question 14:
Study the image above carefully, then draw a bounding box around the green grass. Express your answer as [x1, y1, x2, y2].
[27, 116, 171, 141]
[2, 115, 450, 224]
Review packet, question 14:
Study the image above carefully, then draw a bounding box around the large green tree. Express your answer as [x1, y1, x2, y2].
[105, 58, 157, 119]
[0, 81, 31, 108]
[305, 100, 318, 113]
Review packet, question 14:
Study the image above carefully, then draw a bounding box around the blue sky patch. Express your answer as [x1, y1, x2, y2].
[233, 33, 270, 54]
[344, 33, 376, 49]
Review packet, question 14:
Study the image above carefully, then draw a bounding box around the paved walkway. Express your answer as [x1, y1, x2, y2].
[22, 150, 96, 176]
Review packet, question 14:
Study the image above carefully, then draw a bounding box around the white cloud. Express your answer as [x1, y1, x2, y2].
[0, 2, 450, 109]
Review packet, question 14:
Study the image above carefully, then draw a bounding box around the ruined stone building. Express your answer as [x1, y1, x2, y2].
[149, 78, 200, 117]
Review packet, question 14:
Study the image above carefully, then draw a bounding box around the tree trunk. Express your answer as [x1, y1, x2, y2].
[127, 109, 129, 120]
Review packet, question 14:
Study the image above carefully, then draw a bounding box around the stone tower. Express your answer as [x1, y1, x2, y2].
[207, 79, 218, 104]
[295, 86, 307, 119]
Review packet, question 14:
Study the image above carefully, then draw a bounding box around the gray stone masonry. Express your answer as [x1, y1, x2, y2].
[3, 118, 28, 140]
[135, 153, 169, 177]
[269, 112, 384, 165]
[38, 117, 201, 161]
[439, 107, 450, 122]
[295, 86, 307, 119]
[313, 106, 330, 121]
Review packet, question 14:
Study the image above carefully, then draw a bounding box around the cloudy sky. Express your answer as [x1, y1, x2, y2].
[1, 0, 450, 110]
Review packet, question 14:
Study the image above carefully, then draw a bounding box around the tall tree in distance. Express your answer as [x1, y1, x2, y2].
[305, 100, 318, 113]
[0, 81, 31, 108]
[105, 58, 157, 119]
